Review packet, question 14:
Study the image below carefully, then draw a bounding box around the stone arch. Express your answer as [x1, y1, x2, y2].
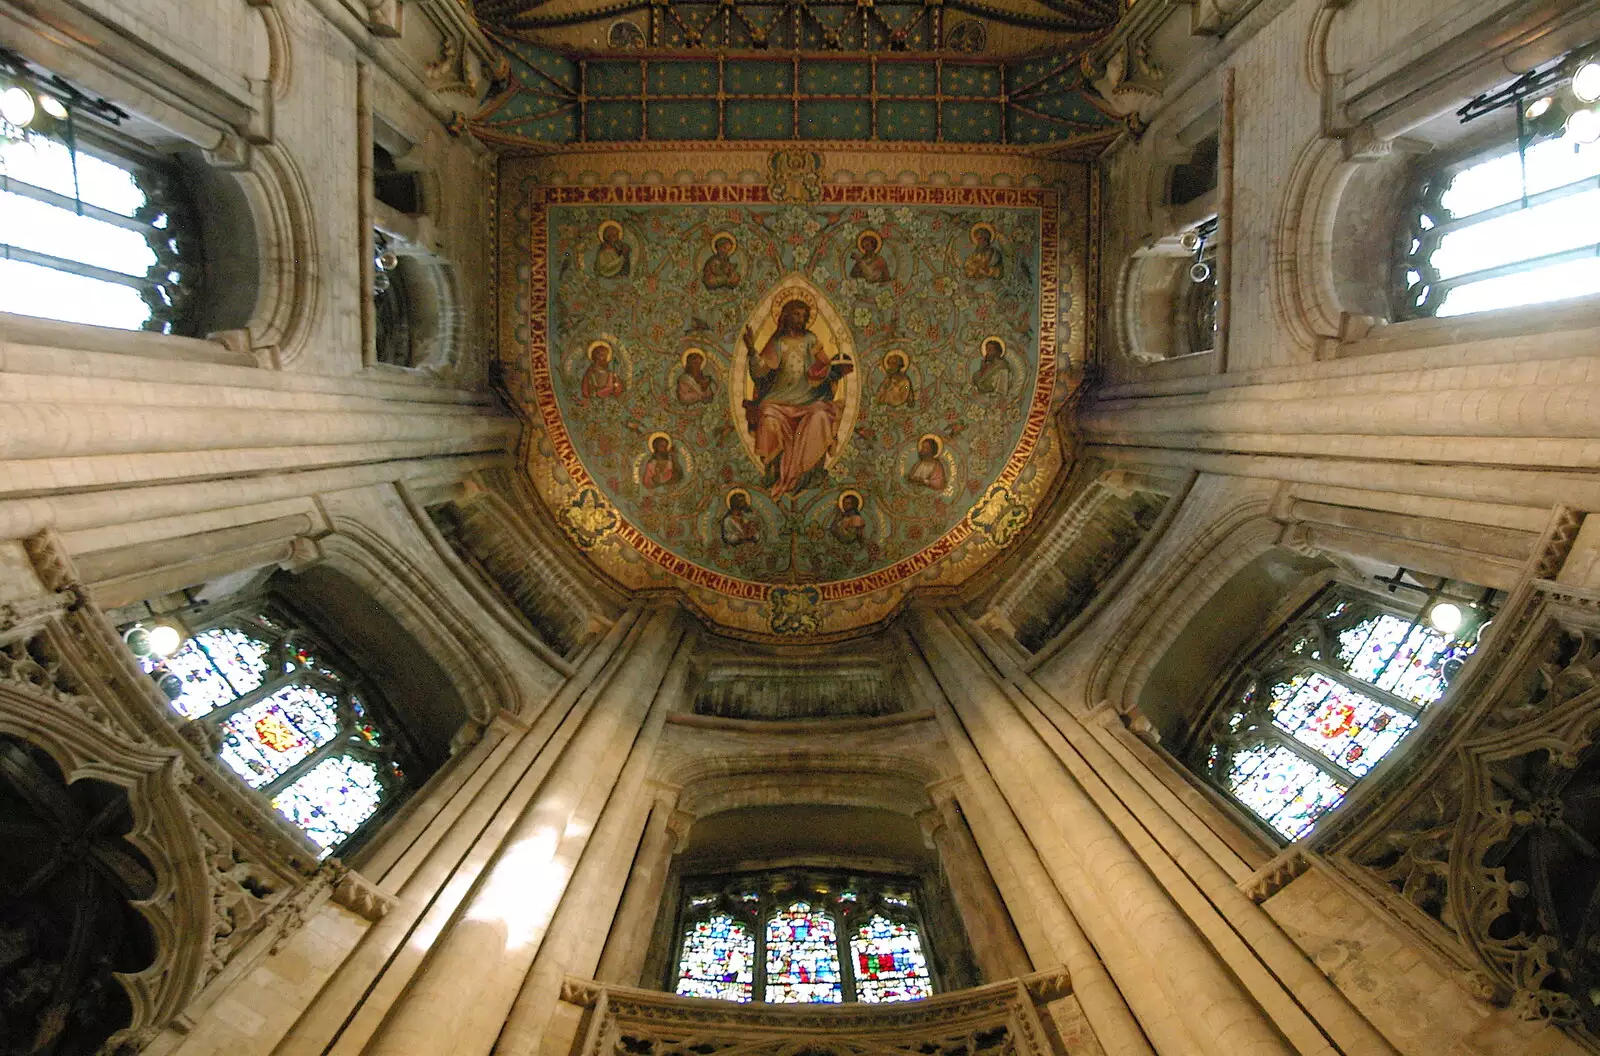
[0, 680, 211, 1051]
[1086, 499, 1280, 716]
[313, 521, 525, 729]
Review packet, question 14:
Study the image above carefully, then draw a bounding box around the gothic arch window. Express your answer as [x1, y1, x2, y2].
[1396, 113, 1600, 319]
[120, 601, 422, 859]
[1190, 571, 1497, 842]
[673, 871, 935, 1004]
[1, 54, 200, 334]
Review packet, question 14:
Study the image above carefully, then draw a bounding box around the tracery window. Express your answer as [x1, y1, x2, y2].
[1397, 123, 1600, 319]
[1191, 572, 1495, 842]
[121, 603, 418, 858]
[674, 871, 934, 1004]
[1, 128, 198, 333]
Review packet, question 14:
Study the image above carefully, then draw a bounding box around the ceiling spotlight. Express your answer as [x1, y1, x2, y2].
[1427, 602, 1464, 635]
[0, 85, 36, 127]
[146, 623, 184, 658]
[1189, 261, 1212, 283]
[1179, 231, 1202, 252]
[37, 93, 67, 121]
[1574, 59, 1600, 104]
[1525, 95, 1554, 120]
[1567, 107, 1600, 144]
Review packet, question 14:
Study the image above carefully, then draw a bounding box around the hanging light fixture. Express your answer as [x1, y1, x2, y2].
[0, 83, 35, 128]
[1427, 602, 1465, 635]
[1574, 58, 1600, 104]
[1567, 106, 1600, 144]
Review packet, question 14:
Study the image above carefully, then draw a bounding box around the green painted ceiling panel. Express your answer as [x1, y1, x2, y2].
[876, 63, 937, 97]
[587, 100, 644, 140]
[725, 99, 794, 139]
[648, 100, 721, 138]
[649, 61, 720, 96]
[876, 100, 937, 141]
[586, 62, 641, 97]
[725, 61, 792, 95]
[797, 100, 871, 139]
[800, 61, 870, 95]
[943, 101, 1003, 143]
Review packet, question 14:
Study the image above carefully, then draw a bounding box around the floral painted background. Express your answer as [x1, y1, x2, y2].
[511, 181, 1067, 637]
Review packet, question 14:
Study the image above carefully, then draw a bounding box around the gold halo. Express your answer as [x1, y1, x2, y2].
[856, 229, 883, 254]
[597, 220, 624, 242]
[770, 286, 819, 323]
[969, 222, 997, 244]
[680, 346, 709, 368]
[725, 487, 751, 508]
[917, 433, 945, 457]
[586, 339, 615, 360]
[980, 335, 1006, 357]
[881, 349, 908, 371]
[709, 230, 738, 253]
[838, 489, 864, 511]
[646, 431, 673, 450]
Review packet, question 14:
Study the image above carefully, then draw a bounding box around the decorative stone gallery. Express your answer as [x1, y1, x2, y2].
[502, 176, 1072, 637]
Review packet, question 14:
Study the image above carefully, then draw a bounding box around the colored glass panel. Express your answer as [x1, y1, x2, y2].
[675, 913, 755, 1002]
[1267, 672, 1415, 777]
[1226, 741, 1348, 840]
[850, 915, 932, 1003]
[150, 627, 270, 720]
[1336, 613, 1461, 707]
[271, 755, 386, 858]
[218, 684, 341, 788]
[198, 628, 271, 695]
[765, 902, 842, 1003]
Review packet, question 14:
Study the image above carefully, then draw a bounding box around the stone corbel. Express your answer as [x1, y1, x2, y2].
[280, 535, 325, 573]
[366, 0, 403, 37]
[1239, 847, 1313, 904]
[201, 128, 253, 172]
[331, 867, 398, 921]
[665, 809, 696, 853]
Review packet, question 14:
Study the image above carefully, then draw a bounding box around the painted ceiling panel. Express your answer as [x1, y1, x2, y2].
[473, 38, 1117, 149]
[497, 174, 1082, 639]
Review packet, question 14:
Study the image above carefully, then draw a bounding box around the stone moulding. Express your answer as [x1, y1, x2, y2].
[558, 971, 1073, 1056]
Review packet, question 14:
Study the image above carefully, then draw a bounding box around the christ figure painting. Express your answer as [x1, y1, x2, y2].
[741, 298, 853, 498]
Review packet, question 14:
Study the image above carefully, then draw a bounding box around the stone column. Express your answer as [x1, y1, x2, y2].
[919, 781, 1032, 983]
[594, 786, 689, 985]
[360, 607, 686, 1056]
[909, 606, 1293, 1056]
[901, 634, 1155, 1056]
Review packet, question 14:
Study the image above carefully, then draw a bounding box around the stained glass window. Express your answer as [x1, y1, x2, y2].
[1195, 577, 1493, 841]
[851, 914, 933, 1003]
[122, 605, 414, 858]
[675, 913, 755, 1002]
[1397, 129, 1600, 319]
[765, 902, 843, 1003]
[673, 871, 937, 1005]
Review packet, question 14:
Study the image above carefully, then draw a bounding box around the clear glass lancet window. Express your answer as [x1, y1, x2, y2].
[1398, 132, 1600, 318]
[1196, 578, 1490, 841]
[0, 132, 196, 332]
[122, 609, 410, 858]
